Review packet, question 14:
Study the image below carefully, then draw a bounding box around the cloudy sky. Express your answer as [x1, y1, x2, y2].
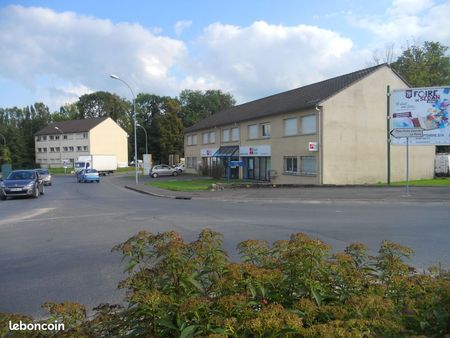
[1, 0, 449, 111]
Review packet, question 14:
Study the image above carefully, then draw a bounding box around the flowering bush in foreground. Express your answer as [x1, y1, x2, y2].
[1, 229, 449, 337]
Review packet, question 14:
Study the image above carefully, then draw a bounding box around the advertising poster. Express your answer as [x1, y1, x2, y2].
[391, 87, 450, 145]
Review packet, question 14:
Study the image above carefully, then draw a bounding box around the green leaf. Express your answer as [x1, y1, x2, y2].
[158, 319, 179, 331]
[180, 324, 199, 338]
[248, 284, 257, 298]
[311, 289, 322, 306]
[187, 276, 204, 292]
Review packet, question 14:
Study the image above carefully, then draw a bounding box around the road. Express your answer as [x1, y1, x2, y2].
[0, 175, 449, 316]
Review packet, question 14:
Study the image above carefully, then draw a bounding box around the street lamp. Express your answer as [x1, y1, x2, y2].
[136, 123, 148, 155]
[54, 126, 63, 169]
[110, 74, 138, 184]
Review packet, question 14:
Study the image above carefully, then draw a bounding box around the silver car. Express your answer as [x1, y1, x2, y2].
[35, 169, 52, 186]
[149, 164, 179, 178]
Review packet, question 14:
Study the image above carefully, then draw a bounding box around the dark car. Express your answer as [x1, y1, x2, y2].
[0, 170, 45, 200]
[35, 169, 52, 186]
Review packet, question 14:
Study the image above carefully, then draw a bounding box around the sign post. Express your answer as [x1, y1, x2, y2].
[389, 128, 423, 195]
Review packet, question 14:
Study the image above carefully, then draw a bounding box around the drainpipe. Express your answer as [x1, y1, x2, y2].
[315, 105, 323, 185]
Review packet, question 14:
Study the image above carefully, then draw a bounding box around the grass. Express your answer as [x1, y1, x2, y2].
[390, 177, 450, 186]
[146, 178, 242, 191]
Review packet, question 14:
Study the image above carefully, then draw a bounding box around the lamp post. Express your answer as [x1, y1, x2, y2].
[110, 74, 138, 184]
[136, 123, 148, 155]
[54, 126, 64, 169]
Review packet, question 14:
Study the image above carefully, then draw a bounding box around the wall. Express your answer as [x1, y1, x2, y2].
[322, 66, 434, 184]
[89, 118, 129, 166]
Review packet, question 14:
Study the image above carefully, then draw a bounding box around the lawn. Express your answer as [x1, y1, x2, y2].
[146, 179, 241, 191]
[390, 177, 450, 186]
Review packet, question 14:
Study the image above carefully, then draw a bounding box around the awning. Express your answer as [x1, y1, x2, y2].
[213, 146, 239, 157]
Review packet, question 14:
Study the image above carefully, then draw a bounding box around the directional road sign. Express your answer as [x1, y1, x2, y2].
[389, 128, 423, 138]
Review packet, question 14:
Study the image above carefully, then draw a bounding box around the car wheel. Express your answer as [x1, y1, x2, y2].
[96, 180, 100, 183]
[172, 171, 178, 176]
[40, 186, 45, 195]
[49, 182, 52, 186]
[0, 193, 6, 201]
[33, 186, 39, 198]
[152, 173, 158, 178]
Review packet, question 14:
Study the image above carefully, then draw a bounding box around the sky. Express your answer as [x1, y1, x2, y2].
[0, 0, 449, 112]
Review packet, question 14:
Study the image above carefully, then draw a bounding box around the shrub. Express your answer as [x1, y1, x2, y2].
[1, 230, 449, 337]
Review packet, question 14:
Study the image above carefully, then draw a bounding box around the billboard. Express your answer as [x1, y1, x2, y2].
[391, 87, 450, 145]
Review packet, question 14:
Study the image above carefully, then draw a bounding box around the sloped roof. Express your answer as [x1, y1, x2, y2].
[185, 64, 391, 133]
[35, 117, 109, 135]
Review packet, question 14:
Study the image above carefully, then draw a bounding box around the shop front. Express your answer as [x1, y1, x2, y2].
[239, 145, 271, 181]
[212, 146, 240, 179]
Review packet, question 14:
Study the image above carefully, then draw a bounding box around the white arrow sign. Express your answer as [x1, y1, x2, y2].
[390, 128, 423, 138]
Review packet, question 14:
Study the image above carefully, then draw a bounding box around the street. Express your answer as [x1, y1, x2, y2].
[0, 175, 449, 316]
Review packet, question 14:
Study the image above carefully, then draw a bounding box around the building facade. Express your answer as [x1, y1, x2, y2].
[184, 64, 435, 185]
[35, 117, 128, 168]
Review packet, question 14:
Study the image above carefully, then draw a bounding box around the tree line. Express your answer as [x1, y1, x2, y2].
[0, 41, 449, 169]
[0, 89, 235, 168]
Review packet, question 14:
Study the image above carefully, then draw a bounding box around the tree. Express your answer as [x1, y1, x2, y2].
[76, 91, 132, 133]
[178, 89, 235, 127]
[158, 98, 184, 163]
[391, 41, 450, 87]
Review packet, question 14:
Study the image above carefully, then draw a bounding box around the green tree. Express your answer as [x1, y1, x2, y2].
[391, 41, 450, 87]
[53, 103, 79, 122]
[76, 91, 132, 133]
[159, 98, 184, 163]
[178, 89, 235, 127]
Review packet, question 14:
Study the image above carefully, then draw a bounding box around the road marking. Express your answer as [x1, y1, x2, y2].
[0, 208, 55, 226]
[14, 211, 131, 223]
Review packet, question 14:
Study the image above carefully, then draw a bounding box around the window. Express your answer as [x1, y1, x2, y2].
[50, 147, 55, 152]
[77, 146, 82, 151]
[187, 135, 197, 146]
[50, 135, 54, 140]
[261, 123, 271, 137]
[203, 133, 209, 144]
[63, 147, 68, 152]
[38, 148, 42, 153]
[83, 146, 88, 151]
[284, 157, 297, 173]
[69, 146, 74, 152]
[43, 136, 47, 141]
[43, 147, 47, 152]
[83, 132, 88, 139]
[284, 118, 297, 136]
[55, 135, 60, 140]
[63, 135, 68, 140]
[192, 135, 197, 145]
[301, 115, 316, 134]
[55, 147, 60, 152]
[231, 127, 239, 141]
[248, 124, 258, 139]
[301, 156, 317, 175]
[209, 131, 216, 143]
[187, 157, 197, 169]
[222, 129, 230, 142]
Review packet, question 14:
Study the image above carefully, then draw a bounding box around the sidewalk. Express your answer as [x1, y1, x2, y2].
[116, 174, 450, 203]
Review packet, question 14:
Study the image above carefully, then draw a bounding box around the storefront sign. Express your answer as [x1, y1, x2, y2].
[308, 142, 318, 151]
[391, 87, 450, 145]
[229, 160, 244, 168]
[200, 148, 218, 157]
[239, 145, 271, 157]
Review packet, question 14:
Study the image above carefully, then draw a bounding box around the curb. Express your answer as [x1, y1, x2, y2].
[124, 185, 192, 200]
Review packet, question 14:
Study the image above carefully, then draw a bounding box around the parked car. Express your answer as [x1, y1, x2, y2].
[174, 163, 185, 173]
[149, 164, 178, 178]
[35, 169, 52, 186]
[77, 169, 100, 183]
[0, 170, 45, 200]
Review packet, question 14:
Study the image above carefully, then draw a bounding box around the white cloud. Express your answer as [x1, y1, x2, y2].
[0, 5, 187, 109]
[353, 0, 450, 47]
[174, 20, 192, 36]
[186, 21, 363, 102]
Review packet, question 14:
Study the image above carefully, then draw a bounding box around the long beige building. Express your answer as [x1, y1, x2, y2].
[184, 64, 435, 184]
[35, 117, 128, 168]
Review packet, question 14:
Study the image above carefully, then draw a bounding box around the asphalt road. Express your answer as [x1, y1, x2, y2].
[0, 174, 449, 317]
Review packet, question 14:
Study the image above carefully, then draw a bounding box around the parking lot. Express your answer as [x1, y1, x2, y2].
[1, 174, 449, 316]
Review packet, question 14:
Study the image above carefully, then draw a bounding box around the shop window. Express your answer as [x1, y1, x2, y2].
[231, 127, 239, 141]
[248, 124, 258, 139]
[284, 118, 297, 136]
[301, 115, 316, 134]
[301, 156, 317, 175]
[261, 123, 271, 137]
[284, 156, 297, 173]
[222, 129, 230, 142]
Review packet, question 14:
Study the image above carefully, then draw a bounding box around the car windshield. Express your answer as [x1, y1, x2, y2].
[86, 169, 98, 174]
[7, 171, 35, 180]
[36, 170, 49, 175]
